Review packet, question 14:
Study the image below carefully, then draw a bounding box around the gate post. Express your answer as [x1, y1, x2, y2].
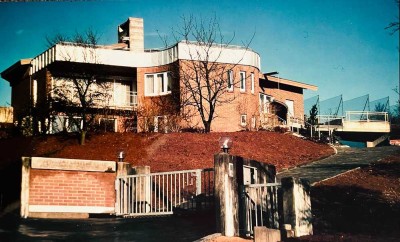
[132, 166, 151, 213]
[214, 153, 239, 237]
[281, 177, 313, 238]
[116, 162, 133, 215]
[20, 157, 31, 218]
[195, 170, 202, 196]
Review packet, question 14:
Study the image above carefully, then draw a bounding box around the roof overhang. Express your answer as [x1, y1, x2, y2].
[263, 73, 318, 91]
[1, 59, 32, 84]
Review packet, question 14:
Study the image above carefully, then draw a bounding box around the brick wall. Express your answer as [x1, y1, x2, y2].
[29, 169, 116, 207]
[11, 75, 31, 122]
[263, 84, 304, 121]
[135, 60, 309, 132]
[177, 61, 261, 132]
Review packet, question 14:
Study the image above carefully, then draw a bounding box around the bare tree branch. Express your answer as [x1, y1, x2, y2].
[161, 14, 254, 132]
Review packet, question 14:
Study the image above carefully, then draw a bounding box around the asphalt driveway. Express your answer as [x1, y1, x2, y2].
[277, 146, 400, 185]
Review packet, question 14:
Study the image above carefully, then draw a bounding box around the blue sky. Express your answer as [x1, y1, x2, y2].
[0, 0, 399, 107]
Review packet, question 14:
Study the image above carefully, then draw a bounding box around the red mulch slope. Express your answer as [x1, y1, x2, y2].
[0, 131, 333, 172]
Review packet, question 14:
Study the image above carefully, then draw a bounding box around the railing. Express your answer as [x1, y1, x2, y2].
[345, 111, 389, 122]
[106, 91, 138, 109]
[260, 113, 286, 127]
[316, 115, 344, 125]
[288, 117, 304, 128]
[116, 168, 214, 217]
[242, 183, 281, 236]
[127, 91, 138, 107]
[316, 112, 389, 125]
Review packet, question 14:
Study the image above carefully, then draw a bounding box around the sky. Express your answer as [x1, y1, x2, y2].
[0, 0, 399, 108]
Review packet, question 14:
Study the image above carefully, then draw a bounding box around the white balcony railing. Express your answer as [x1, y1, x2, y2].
[345, 111, 389, 122]
[106, 91, 138, 108]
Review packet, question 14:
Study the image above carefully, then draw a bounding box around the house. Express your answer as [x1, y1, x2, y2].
[1, 17, 317, 133]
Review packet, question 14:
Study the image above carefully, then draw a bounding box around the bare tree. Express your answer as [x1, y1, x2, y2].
[385, 0, 400, 35]
[162, 15, 254, 132]
[47, 29, 111, 145]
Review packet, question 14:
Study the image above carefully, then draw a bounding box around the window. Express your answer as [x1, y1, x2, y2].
[285, 99, 294, 118]
[240, 71, 246, 92]
[251, 73, 254, 94]
[227, 70, 234, 91]
[167, 72, 172, 92]
[145, 75, 155, 95]
[240, 114, 247, 126]
[259, 93, 274, 114]
[145, 72, 171, 96]
[99, 118, 117, 132]
[33, 79, 37, 106]
[251, 116, 256, 129]
[157, 74, 164, 93]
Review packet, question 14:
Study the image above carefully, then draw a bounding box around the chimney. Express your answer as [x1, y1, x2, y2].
[118, 17, 144, 52]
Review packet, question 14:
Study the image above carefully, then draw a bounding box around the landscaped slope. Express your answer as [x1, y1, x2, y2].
[1, 131, 333, 172]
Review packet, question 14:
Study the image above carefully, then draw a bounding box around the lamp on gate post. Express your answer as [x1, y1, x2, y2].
[218, 136, 233, 153]
[117, 150, 126, 163]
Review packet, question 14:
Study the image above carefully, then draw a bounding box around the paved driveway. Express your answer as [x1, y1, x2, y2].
[277, 146, 400, 185]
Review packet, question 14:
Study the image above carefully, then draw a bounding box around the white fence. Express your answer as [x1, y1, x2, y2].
[116, 168, 214, 217]
[242, 183, 281, 236]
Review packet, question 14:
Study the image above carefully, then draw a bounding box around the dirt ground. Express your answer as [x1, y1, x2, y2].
[287, 153, 400, 242]
[0, 131, 333, 172]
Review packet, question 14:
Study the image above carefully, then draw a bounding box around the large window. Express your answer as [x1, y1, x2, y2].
[145, 72, 172, 96]
[227, 70, 234, 91]
[240, 71, 246, 92]
[33, 79, 38, 106]
[285, 99, 294, 118]
[251, 73, 254, 94]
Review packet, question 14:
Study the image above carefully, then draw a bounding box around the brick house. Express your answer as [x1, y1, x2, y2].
[1, 17, 317, 133]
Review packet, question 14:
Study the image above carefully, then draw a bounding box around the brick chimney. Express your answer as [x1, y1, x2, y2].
[118, 17, 144, 52]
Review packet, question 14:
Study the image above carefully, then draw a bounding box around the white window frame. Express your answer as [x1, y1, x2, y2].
[64, 116, 83, 133]
[145, 72, 172, 96]
[240, 71, 246, 92]
[227, 70, 234, 92]
[240, 114, 247, 126]
[251, 116, 256, 129]
[285, 99, 295, 118]
[99, 118, 118, 132]
[33, 79, 38, 106]
[251, 73, 254, 94]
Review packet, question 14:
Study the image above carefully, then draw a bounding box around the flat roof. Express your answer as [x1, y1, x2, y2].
[1, 58, 32, 83]
[263, 74, 318, 91]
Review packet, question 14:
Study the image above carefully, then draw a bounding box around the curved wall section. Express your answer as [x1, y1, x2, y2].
[30, 42, 260, 75]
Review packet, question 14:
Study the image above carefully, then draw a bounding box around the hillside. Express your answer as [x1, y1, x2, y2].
[0, 131, 333, 172]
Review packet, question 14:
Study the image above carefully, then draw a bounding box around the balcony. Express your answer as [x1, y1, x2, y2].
[106, 91, 138, 110]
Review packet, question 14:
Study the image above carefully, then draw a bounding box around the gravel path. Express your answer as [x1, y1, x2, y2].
[277, 146, 400, 185]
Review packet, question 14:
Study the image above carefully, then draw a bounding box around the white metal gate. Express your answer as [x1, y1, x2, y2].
[116, 168, 214, 217]
[241, 183, 281, 236]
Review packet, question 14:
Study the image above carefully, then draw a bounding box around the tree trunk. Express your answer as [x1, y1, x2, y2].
[80, 130, 87, 145]
[204, 121, 211, 133]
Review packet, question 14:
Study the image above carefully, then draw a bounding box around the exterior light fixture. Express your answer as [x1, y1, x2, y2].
[117, 150, 126, 162]
[218, 136, 233, 153]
